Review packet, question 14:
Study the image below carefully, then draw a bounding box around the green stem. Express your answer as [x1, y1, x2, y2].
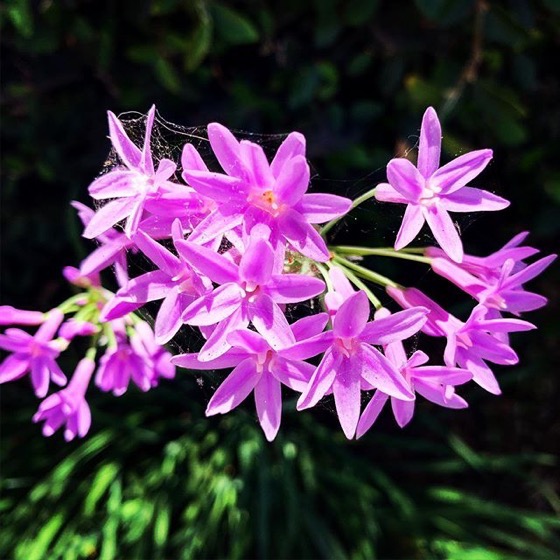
[332, 246, 432, 264]
[320, 186, 379, 238]
[328, 261, 382, 310]
[332, 255, 401, 289]
[314, 262, 334, 292]
[57, 293, 89, 314]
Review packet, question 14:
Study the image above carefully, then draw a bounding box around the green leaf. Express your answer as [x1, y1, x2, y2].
[84, 462, 120, 517]
[210, 4, 259, 45]
[7, 0, 33, 37]
[154, 58, 182, 94]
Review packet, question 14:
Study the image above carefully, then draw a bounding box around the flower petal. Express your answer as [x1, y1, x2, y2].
[207, 122, 247, 179]
[268, 274, 325, 304]
[391, 398, 415, 428]
[297, 348, 340, 410]
[360, 307, 427, 346]
[239, 238, 275, 286]
[254, 372, 282, 441]
[182, 283, 244, 326]
[270, 131, 306, 178]
[431, 149, 493, 194]
[279, 208, 330, 262]
[386, 158, 423, 200]
[417, 106, 442, 178]
[275, 155, 310, 207]
[89, 170, 138, 200]
[333, 291, 369, 339]
[175, 240, 238, 284]
[297, 193, 352, 224]
[394, 204, 425, 250]
[83, 198, 136, 239]
[332, 356, 362, 439]
[205, 358, 259, 415]
[248, 294, 295, 350]
[374, 183, 410, 204]
[440, 187, 510, 213]
[423, 205, 463, 263]
[356, 391, 389, 438]
[107, 110, 142, 169]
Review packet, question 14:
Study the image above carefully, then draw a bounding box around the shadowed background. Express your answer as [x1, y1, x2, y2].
[1, 1, 559, 558]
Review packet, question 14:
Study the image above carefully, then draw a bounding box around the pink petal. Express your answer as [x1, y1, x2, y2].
[297, 193, 352, 224]
[270, 131, 306, 178]
[187, 207, 244, 245]
[394, 204, 425, 250]
[107, 110, 142, 169]
[240, 141, 274, 186]
[197, 310, 249, 362]
[154, 290, 185, 344]
[440, 187, 510, 213]
[133, 230, 181, 278]
[268, 274, 325, 304]
[175, 240, 238, 284]
[80, 242, 127, 277]
[423, 205, 463, 263]
[0, 354, 30, 383]
[140, 105, 156, 175]
[391, 398, 415, 428]
[333, 291, 369, 339]
[290, 313, 329, 342]
[457, 352, 501, 395]
[207, 123, 247, 179]
[83, 197, 136, 239]
[88, 170, 138, 200]
[501, 290, 548, 314]
[172, 350, 246, 370]
[271, 357, 315, 392]
[278, 331, 334, 361]
[412, 366, 472, 385]
[279, 208, 330, 262]
[360, 307, 427, 346]
[181, 143, 209, 172]
[356, 391, 389, 438]
[248, 294, 295, 350]
[332, 356, 362, 439]
[227, 329, 270, 355]
[205, 358, 259, 415]
[31, 357, 50, 398]
[239, 238, 275, 285]
[182, 283, 244, 326]
[182, 169, 246, 202]
[77, 401, 92, 438]
[116, 270, 172, 302]
[297, 348, 340, 410]
[254, 372, 282, 441]
[154, 158, 176, 182]
[430, 149, 493, 195]
[274, 155, 309, 206]
[414, 379, 468, 408]
[360, 345, 414, 400]
[374, 183, 410, 204]
[417, 107, 442, 178]
[386, 158, 423, 200]
[503, 254, 557, 289]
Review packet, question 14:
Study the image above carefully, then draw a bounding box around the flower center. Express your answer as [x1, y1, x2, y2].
[420, 178, 442, 206]
[248, 189, 283, 217]
[335, 337, 359, 358]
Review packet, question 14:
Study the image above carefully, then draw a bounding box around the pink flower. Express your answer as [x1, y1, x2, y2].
[33, 357, 94, 441]
[182, 124, 352, 261]
[375, 107, 509, 262]
[280, 291, 428, 438]
[0, 309, 67, 397]
[83, 106, 202, 240]
[0, 306, 45, 326]
[172, 314, 327, 441]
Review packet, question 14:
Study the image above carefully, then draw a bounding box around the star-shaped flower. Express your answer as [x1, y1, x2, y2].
[375, 107, 509, 262]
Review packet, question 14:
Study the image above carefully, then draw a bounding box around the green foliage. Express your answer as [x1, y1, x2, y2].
[2, 380, 559, 559]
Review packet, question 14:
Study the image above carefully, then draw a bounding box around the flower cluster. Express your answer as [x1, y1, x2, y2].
[1, 106, 555, 441]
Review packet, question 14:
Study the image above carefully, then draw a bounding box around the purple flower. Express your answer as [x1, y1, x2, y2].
[182, 124, 352, 261]
[388, 287, 535, 395]
[176, 234, 325, 361]
[323, 266, 355, 316]
[280, 291, 428, 438]
[375, 107, 509, 262]
[33, 357, 94, 441]
[95, 320, 174, 395]
[173, 314, 328, 441]
[356, 309, 472, 438]
[0, 309, 67, 397]
[101, 224, 212, 344]
[428, 238, 556, 315]
[83, 106, 202, 240]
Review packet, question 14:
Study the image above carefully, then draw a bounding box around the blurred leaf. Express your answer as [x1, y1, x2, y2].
[6, 0, 33, 37]
[154, 58, 181, 93]
[344, 0, 379, 26]
[210, 4, 259, 45]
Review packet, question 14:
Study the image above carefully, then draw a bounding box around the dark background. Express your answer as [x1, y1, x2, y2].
[1, 1, 559, 558]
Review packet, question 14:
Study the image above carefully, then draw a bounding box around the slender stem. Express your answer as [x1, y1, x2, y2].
[320, 186, 379, 238]
[57, 293, 89, 314]
[314, 262, 333, 292]
[332, 255, 401, 289]
[332, 246, 432, 264]
[329, 261, 383, 310]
